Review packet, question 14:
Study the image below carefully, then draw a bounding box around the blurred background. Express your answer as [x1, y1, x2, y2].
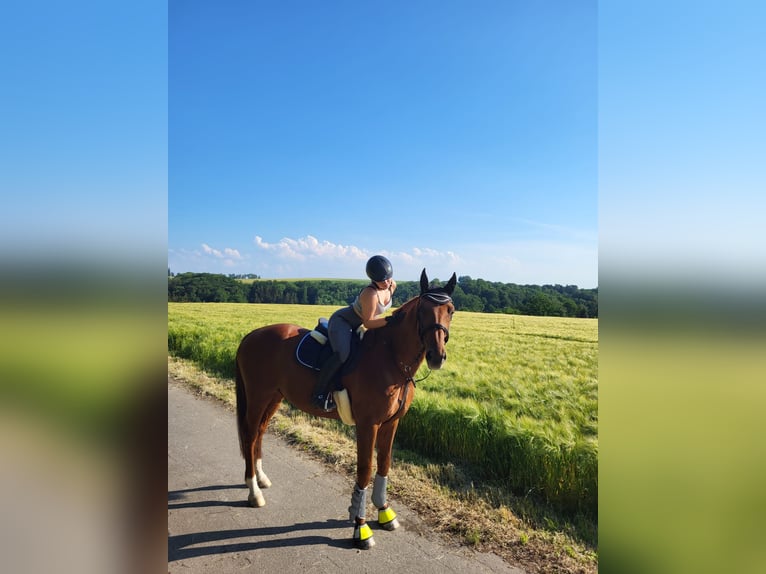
[1, 2, 167, 573]
[599, 1, 766, 572]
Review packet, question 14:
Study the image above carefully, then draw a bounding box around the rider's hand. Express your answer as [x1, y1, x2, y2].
[385, 313, 402, 325]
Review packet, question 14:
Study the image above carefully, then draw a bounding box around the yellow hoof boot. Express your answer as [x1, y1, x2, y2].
[378, 506, 400, 531]
[353, 523, 376, 549]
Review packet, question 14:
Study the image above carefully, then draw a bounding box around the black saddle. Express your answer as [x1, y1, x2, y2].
[295, 319, 363, 376]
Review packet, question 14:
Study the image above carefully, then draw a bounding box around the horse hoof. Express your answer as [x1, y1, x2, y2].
[353, 523, 375, 549]
[248, 493, 266, 507]
[257, 476, 272, 489]
[378, 506, 400, 531]
[380, 517, 399, 531]
[354, 537, 376, 550]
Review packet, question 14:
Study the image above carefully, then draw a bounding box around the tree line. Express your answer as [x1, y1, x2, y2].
[168, 272, 597, 318]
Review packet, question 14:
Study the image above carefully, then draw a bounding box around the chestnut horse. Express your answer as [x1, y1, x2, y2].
[235, 269, 456, 549]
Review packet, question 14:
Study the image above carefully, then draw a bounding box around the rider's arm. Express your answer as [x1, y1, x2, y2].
[358, 287, 389, 330]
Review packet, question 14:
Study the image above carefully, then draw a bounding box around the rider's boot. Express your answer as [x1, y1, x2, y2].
[311, 352, 343, 411]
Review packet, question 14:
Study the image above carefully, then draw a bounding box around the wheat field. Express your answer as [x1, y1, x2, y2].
[168, 302, 598, 516]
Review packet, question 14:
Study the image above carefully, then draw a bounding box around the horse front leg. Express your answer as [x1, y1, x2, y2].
[373, 419, 400, 531]
[349, 422, 379, 549]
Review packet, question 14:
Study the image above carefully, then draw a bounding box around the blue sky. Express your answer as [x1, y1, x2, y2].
[599, 0, 765, 288]
[4, 1, 759, 290]
[168, 1, 598, 287]
[1, 1, 167, 267]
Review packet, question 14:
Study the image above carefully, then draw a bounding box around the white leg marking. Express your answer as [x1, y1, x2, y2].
[256, 459, 272, 488]
[246, 476, 266, 507]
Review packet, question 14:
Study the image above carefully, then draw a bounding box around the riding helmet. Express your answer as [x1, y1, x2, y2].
[365, 255, 393, 282]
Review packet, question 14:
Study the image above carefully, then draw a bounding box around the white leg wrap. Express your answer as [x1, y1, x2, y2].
[255, 459, 271, 488]
[372, 474, 388, 508]
[348, 484, 368, 521]
[246, 476, 266, 507]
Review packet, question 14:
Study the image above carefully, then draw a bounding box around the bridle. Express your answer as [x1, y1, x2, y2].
[398, 291, 453, 384]
[417, 291, 452, 343]
[386, 290, 454, 423]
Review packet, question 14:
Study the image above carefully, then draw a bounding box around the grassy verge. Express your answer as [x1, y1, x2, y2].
[169, 355, 597, 574]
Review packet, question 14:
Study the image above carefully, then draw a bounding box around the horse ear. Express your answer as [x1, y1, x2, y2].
[444, 272, 457, 295]
[419, 268, 429, 293]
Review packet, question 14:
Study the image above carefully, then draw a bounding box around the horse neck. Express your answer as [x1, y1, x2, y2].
[388, 298, 424, 369]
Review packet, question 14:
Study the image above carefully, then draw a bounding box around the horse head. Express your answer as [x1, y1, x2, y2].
[418, 269, 457, 370]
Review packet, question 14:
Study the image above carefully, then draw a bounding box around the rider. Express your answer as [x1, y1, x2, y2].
[311, 255, 397, 411]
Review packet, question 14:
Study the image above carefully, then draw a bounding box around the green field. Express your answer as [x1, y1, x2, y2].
[168, 302, 598, 517]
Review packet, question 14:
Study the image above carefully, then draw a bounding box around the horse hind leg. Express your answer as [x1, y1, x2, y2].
[253, 394, 282, 489]
[241, 432, 265, 507]
[242, 405, 268, 507]
[245, 393, 282, 507]
[244, 430, 266, 507]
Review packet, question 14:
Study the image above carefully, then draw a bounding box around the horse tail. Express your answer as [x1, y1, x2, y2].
[235, 350, 249, 459]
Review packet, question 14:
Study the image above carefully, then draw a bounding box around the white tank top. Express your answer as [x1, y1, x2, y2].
[352, 285, 392, 317]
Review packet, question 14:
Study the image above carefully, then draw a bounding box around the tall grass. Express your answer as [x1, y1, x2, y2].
[398, 311, 598, 516]
[168, 303, 598, 517]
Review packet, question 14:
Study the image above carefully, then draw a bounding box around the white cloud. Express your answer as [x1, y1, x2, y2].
[170, 234, 596, 286]
[254, 235, 367, 261]
[250, 235, 461, 280]
[380, 248, 461, 277]
[201, 243, 242, 261]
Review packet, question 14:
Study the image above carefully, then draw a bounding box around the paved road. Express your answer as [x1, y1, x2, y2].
[168, 378, 524, 573]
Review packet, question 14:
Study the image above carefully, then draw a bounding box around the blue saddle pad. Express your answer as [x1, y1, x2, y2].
[294, 319, 362, 376]
[295, 329, 334, 370]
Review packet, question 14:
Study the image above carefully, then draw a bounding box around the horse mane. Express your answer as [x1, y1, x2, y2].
[392, 295, 419, 316]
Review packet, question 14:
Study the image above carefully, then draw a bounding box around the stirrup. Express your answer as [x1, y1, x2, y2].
[314, 394, 336, 412]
